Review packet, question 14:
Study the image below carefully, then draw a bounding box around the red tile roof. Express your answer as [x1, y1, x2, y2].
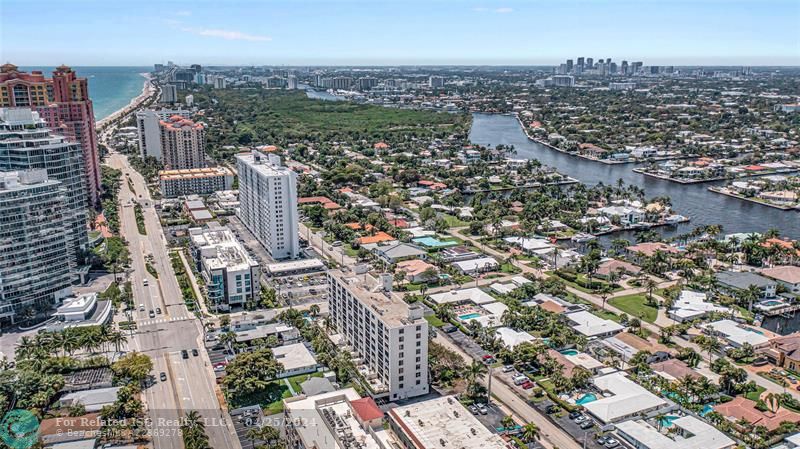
[714, 396, 800, 431]
[350, 397, 383, 421]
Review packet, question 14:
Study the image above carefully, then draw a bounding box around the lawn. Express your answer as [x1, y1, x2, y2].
[591, 309, 621, 323]
[744, 385, 767, 401]
[425, 315, 445, 327]
[286, 372, 324, 394]
[499, 263, 522, 274]
[440, 214, 470, 228]
[608, 294, 658, 323]
[229, 381, 291, 415]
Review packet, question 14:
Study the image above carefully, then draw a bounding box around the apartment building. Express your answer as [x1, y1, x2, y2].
[0, 170, 73, 324]
[158, 166, 234, 198]
[159, 115, 206, 169]
[189, 224, 259, 311]
[327, 270, 429, 400]
[235, 150, 299, 260]
[0, 108, 88, 269]
[135, 108, 191, 160]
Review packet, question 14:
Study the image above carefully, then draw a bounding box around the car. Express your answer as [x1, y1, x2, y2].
[752, 357, 769, 366]
[468, 405, 478, 415]
[213, 364, 226, 372]
[573, 415, 586, 423]
[513, 375, 528, 386]
[181, 350, 189, 359]
[139, 304, 145, 311]
[149, 310, 155, 318]
[568, 410, 583, 419]
[156, 307, 162, 315]
[192, 349, 199, 357]
[331, 241, 343, 247]
[596, 435, 609, 444]
[580, 420, 594, 430]
[160, 372, 167, 381]
[545, 405, 560, 414]
[521, 381, 534, 389]
[605, 439, 619, 448]
[791, 378, 798, 385]
[143, 279, 148, 286]
[502, 365, 515, 373]
[477, 404, 488, 415]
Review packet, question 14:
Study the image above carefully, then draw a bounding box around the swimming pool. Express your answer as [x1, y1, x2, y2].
[761, 300, 784, 307]
[576, 393, 597, 405]
[412, 236, 458, 248]
[560, 349, 579, 356]
[459, 312, 482, 320]
[700, 404, 715, 416]
[658, 415, 679, 427]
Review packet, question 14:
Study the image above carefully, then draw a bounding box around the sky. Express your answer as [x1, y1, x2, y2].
[2, 0, 798, 66]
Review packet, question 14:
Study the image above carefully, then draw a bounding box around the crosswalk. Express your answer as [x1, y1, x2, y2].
[137, 315, 195, 326]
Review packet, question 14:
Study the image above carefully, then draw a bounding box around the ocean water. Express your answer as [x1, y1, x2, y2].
[21, 66, 150, 120]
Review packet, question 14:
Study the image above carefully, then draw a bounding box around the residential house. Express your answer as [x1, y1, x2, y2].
[715, 271, 778, 299]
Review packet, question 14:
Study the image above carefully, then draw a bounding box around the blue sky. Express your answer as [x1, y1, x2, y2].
[2, 0, 798, 66]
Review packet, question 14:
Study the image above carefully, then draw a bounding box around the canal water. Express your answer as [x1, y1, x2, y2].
[468, 113, 800, 239]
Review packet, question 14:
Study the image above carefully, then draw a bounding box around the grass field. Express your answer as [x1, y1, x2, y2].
[608, 293, 658, 323]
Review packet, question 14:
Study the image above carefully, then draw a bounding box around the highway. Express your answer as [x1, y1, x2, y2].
[108, 151, 239, 449]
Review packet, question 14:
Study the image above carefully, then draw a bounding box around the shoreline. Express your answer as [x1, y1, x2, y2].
[708, 186, 800, 211]
[634, 167, 800, 185]
[96, 72, 155, 130]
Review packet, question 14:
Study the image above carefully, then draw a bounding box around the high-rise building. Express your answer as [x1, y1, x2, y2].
[621, 61, 629, 75]
[566, 59, 574, 73]
[0, 170, 73, 323]
[136, 109, 192, 160]
[0, 64, 101, 205]
[552, 75, 576, 87]
[429, 76, 444, 88]
[357, 77, 378, 91]
[586, 57, 594, 69]
[0, 108, 88, 269]
[213, 76, 227, 89]
[327, 270, 429, 400]
[577, 57, 585, 69]
[160, 84, 178, 103]
[236, 150, 299, 260]
[331, 77, 352, 90]
[287, 75, 298, 90]
[159, 115, 206, 169]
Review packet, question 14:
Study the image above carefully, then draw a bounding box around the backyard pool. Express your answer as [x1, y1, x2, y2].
[700, 404, 715, 416]
[658, 415, 679, 427]
[576, 393, 597, 405]
[412, 236, 458, 248]
[459, 312, 482, 320]
[560, 349, 579, 356]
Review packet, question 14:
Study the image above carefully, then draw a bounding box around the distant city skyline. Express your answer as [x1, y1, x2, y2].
[2, 0, 798, 66]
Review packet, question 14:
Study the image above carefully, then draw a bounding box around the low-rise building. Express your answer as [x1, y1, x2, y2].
[715, 270, 777, 299]
[582, 372, 670, 424]
[494, 327, 536, 349]
[189, 224, 260, 311]
[388, 395, 509, 449]
[668, 290, 730, 322]
[158, 166, 234, 198]
[616, 415, 736, 449]
[272, 343, 318, 378]
[566, 310, 624, 338]
[705, 319, 771, 348]
[761, 266, 800, 294]
[451, 256, 498, 275]
[51, 293, 112, 329]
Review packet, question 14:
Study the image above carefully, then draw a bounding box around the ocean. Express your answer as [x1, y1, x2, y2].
[21, 66, 150, 120]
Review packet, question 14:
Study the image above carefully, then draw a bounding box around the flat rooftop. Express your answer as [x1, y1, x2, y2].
[583, 372, 669, 424]
[388, 395, 508, 449]
[616, 416, 735, 449]
[266, 258, 325, 275]
[329, 270, 423, 327]
[272, 343, 317, 371]
[190, 225, 257, 271]
[159, 166, 233, 180]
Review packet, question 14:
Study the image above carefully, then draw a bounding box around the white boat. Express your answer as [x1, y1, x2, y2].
[571, 233, 596, 243]
[664, 214, 687, 224]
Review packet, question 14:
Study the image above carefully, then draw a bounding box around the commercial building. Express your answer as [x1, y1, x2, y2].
[327, 270, 429, 400]
[51, 292, 113, 329]
[428, 76, 444, 88]
[236, 150, 299, 260]
[189, 224, 260, 311]
[159, 115, 206, 169]
[135, 108, 192, 160]
[388, 395, 508, 449]
[615, 416, 736, 449]
[0, 64, 101, 204]
[283, 388, 397, 449]
[158, 166, 234, 198]
[0, 170, 73, 324]
[0, 108, 88, 269]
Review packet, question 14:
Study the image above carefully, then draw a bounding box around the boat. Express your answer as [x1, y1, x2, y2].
[571, 233, 596, 243]
[665, 214, 688, 224]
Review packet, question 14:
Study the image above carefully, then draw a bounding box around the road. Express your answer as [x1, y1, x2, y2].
[108, 151, 240, 449]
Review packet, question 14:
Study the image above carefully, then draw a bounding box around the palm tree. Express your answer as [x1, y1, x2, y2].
[521, 422, 540, 442]
[500, 415, 515, 430]
[110, 331, 128, 353]
[644, 278, 659, 307]
[309, 304, 320, 317]
[599, 285, 613, 310]
[654, 412, 667, 431]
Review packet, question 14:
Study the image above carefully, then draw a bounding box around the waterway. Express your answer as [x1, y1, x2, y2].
[468, 113, 800, 239]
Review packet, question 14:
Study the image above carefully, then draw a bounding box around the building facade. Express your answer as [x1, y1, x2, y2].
[0, 170, 73, 323]
[160, 84, 178, 103]
[327, 270, 429, 400]
[135, 108, 191, 160]
[158, 166, 234, 198]
[0, 108, 88, 268]
[236, 150, 299, 260]
[159, 115, 206, 170]
[189, 224, 260, 311]
[0, 64, 101, 205]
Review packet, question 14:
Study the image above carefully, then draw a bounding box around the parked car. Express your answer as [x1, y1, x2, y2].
[477, 404, 488, 415]
[192, 349, 199, 357]
[513, 375, 528, 386]
[468, 405, 478, 415]
[604, 438, 620, 448]
[149, 310, 155, 318]
[502, 365, 515, 373]
[521, 381, 534, 389]
[596, 435, 609, 445]
[568, 410, 583, 419]
[580, 420, 594, 430]
[156, 308, 162, 315]
[181, 350, 189, 359]
[752, 357, 769, 366]
[160, 372, 167, 381]
[573, 414, 586, 423]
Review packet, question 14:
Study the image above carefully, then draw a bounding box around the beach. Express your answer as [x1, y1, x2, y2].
[96, 72, 156, 130]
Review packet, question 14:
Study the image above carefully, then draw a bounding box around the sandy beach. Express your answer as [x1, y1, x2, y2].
[96, 72, 156, 129]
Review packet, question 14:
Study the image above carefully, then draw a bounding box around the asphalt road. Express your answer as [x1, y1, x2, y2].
[108, 151, 240, 449]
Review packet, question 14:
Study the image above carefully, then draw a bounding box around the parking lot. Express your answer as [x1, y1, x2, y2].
[230, 405, 265, 449]
[269, 272, 328, 307]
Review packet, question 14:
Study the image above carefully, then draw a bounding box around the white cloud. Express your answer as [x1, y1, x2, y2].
[179, 27, 271, 42]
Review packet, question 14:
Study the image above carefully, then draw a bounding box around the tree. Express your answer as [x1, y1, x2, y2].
[598, 285, 613, 310]
[182, 410, 210, 449]
[111, 352, 153, 386]
[309, 304, 320, 317]
[521, 422, 540, 442]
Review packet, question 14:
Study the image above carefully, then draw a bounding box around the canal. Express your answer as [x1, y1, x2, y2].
[468, 113, 800, 239]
